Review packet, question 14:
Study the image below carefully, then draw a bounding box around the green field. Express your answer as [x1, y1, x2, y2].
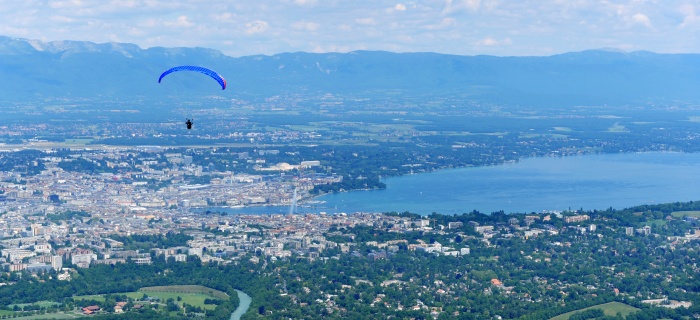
[139, 285, 229, 300]
[1, 301, 66, 319]
[550, 302, 639, 320]
[8, 312, 82, 319]
[72, 294, 106, 302]
[607, 123, 629, 133]
[6, 301, 61, 309]
[644, 219, 668, 227]
[63, 139, 93, 144]
[672, 210, 700, 218]
[73, 285, 228, 311]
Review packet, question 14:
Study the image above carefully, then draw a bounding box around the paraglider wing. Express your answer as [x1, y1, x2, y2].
[158, 65, 227, 90]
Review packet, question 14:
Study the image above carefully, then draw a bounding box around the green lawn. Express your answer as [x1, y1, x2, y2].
[126, 291, 217, 310]
[71, 294, 106, 302]
[73, 285, 226, 311]
[63, 139, 93, 145]
[10, 312, 81, 319]
[0, 310, 82, 319]
[644, 219, 667, 227]
[1, 300, 72, 319]
[607, 123, 629, 133]
[672, 210, 700, 218]
[550, 302, 639, 320]
[7, 301, 61, 309]
[139, 285, 228, 300]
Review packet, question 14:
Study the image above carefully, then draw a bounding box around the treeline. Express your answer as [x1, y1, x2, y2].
[0, 256, 248, 320]
[0, 149, 45, 176]
[46, 210, 91, 222]
[107, 232, 194, 250]
[57, 157, 119, 174]
[310, 176, 386, 194]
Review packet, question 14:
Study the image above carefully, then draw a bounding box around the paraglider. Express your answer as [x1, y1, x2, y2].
[158, 65, 227, 90]
[158, 65, 226, 129]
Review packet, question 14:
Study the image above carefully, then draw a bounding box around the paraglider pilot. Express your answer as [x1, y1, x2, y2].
[186, 119, 193, 130]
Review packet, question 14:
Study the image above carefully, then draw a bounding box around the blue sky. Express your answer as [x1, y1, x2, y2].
[1, 0, 699, 57]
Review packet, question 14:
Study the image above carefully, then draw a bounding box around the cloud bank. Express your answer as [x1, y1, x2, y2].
[0, 0, 698, 56]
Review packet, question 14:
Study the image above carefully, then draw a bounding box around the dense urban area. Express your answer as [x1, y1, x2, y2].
[1, 95, 700, 319]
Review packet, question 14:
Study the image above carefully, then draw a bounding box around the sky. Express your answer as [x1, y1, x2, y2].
[1, 0, 699, 57]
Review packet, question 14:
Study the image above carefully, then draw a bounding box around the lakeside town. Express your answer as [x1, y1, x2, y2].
[2, 110, 700, 319]
[2, 146, 700, 319]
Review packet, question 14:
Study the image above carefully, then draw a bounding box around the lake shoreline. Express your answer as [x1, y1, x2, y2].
[197, 151, 700, 216]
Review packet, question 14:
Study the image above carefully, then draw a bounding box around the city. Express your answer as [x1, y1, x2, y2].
[1, 145, 700, 318]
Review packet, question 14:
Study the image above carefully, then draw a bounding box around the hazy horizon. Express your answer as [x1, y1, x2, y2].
[2, 1, 699, 57]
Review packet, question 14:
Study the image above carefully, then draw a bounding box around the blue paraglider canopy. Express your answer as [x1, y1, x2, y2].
[158, 65, 227, 90]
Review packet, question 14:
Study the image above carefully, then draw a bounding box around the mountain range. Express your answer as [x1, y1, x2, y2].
[1, 35, 700, 106]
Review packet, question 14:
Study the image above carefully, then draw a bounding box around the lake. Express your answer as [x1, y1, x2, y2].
[203, 152, 700, 216]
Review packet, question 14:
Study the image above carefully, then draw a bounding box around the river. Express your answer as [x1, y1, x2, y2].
[202, 152, 700, 216]
[230, 290, 252, 320]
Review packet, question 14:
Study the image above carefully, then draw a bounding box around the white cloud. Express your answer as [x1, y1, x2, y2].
[50, 15, 76, 23]
[0, 0, 697, 57]
[213, 12, 234, 22]
[355, 18, 376, 25]
[48, 0, 86, 10]
[293, 0, 317, 6]
[292, 21, 320, 31]
[337, 24, 353, 31]
[246, 20, 269, 34]
[679, 4, 698, 28]
[424, 18, 456, 30]
[476, 37, 512, 46]
[442, 0, 481, 15]
[631, 13, 651, 28]
[165, 16, 195, 28]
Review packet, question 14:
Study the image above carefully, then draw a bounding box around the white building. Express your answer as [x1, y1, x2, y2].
[51, 255, 62, 271]
[72, 253, 97, 268]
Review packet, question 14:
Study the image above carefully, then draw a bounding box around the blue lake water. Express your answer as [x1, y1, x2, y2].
[204, 152, 700, 216]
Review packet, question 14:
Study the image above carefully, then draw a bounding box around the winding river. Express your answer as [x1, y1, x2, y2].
[230, 290, 252, 320]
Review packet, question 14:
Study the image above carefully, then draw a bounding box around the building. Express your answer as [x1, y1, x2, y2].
[636, 225, 651, 236]
[448, 222, 463, 229]
[475, 226, 494, 233]
[51, 255, 62, 271]
[300, 160, 321, 167]
[25, 263, 53, 274]
[564, 215, 590, 224]
[72, 253, 97, 268]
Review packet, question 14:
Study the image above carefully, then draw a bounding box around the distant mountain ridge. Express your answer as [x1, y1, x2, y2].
[1, 35, 700, 106]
